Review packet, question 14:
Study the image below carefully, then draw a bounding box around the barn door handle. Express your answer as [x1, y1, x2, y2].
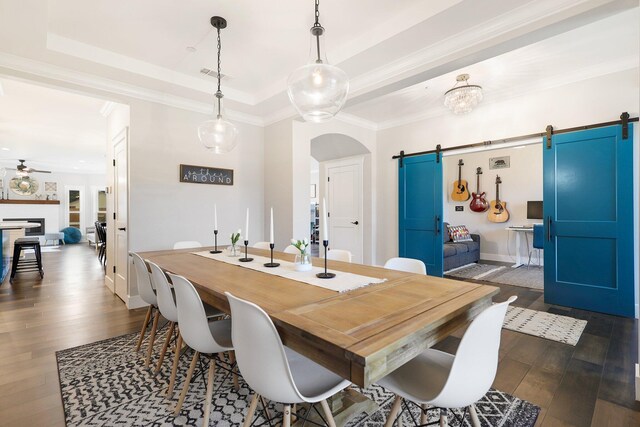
[546, 217, 552, 241]
[351, 221, 359, 225]
[435, 215, 440, 235]
[118, 227, 127, 231]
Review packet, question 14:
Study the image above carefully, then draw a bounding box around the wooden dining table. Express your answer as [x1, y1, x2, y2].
[141, 247, 499, 389]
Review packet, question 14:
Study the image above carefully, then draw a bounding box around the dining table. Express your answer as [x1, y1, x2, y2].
[141, 247, 499, 390]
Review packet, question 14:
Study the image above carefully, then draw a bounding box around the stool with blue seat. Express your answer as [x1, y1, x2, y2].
[528, 224, 543, 268]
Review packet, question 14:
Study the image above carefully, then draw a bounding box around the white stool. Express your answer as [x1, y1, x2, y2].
[44, 232, 65, 246]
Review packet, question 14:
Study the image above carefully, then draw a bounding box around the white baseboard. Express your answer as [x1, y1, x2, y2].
[636, 364, 640, 401]
[104, 276, 114, 293]
[126, 294, 147, 310]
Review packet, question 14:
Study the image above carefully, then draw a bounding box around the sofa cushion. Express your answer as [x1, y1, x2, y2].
[443, 244, 457, 257]
[443, 222, 452, 243]
[460, 241, 480, 252]
[449, 243, 469, 254]
[448, 225, 473, 242]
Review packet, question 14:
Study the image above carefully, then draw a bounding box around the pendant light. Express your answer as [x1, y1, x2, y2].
[287, 0, 349, 123]
[444, 74, 483, 115]
[198, 16, 238, 154]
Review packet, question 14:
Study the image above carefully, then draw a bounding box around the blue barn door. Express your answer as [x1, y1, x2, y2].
[399, 154, 443, 277]
[543, 124, 634, 317]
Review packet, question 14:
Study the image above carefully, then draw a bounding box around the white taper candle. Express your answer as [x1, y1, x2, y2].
[245, 208, 249, 242]
[214, 204, 218, 230]
[270, 207, 274, 244]
[323, 198, 328, 241]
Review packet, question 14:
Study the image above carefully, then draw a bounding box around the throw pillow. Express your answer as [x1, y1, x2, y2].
[447, 225, 473, 243]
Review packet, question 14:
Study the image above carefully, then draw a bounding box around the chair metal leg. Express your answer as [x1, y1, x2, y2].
[166, 332, 183, 396]
[154, 321, 175, 374]
[202, 359, 216, 427]
[283, 404, 291, 427]
[469, 404, 480, 427]
[135, 306, 153, 352]
[242, 394, 260, 427]
[384, 395, 403, 427]
[319, 399, 337, 427]
[144, 309, 161, 368]
[174, 350, 199, 415]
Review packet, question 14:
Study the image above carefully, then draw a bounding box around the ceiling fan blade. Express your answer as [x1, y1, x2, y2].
[30, 169, 52, 174]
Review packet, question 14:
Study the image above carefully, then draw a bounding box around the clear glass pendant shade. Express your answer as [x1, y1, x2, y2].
[287, 28, 349, 123]
[198, 97, 238, 154]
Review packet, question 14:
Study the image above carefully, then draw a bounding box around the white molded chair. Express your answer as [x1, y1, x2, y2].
[173, 241, 203, 250]
[380, 296, 517, 427]
[253, 241, 271, 250]
[169, 273, 236, 426]
[283, 245, 298, 254]
[384, 257, 427, 275]
[131, 252, 160, 368]
[226, 292, 350, 427]
[326, 249, 352, 263]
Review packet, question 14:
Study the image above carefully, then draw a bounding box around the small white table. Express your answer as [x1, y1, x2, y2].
[506, 226, 533, 268]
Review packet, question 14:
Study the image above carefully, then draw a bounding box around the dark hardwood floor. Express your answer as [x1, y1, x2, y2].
[0, 245, 637, 426]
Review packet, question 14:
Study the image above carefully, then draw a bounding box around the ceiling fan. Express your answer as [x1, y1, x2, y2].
[16, 159, 51, 176]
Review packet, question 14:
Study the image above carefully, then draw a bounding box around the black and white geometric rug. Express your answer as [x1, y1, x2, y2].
[56, 330, 540, 426]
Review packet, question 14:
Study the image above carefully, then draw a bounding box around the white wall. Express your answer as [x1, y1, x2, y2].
[443, 144, 542, 263]
[376, 68, 640, 265]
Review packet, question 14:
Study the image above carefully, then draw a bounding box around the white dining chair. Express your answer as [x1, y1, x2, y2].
[226, 292, 351, 427]
[326, 249, 352, 263]
[379, 296, 518, 427]
[169, 273, 236, 426]
[283, 245, 298, 254]
[384, 257, 427, 275]
[173, 241, 203, 250]
[253, 241, 271, 250]
[131, 252, 160, 368]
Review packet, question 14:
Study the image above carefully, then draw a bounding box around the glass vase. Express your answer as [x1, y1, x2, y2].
[294, 252, 312, 272]
[228, 244, 240, 257]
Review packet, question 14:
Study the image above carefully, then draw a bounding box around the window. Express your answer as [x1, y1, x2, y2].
[68, 189, 81, 228]
[65, 185, 85, 233]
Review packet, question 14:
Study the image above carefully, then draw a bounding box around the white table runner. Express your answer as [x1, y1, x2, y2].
[192, 250, 386, 293]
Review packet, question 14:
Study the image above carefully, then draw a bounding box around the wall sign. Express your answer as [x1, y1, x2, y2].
[489, 156, 510, 169]
[179, 164, 234, 186]
[455, 206, 464, 212]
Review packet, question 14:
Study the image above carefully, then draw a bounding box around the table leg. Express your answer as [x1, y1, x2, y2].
[513, 231, 523, 268]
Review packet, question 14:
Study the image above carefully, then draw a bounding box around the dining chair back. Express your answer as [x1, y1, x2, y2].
[168, 273, 228, 355]
[326, 249, 352, 263]
[173, 241, 203, 250]
[226, 292, 303, 404]
[436, 296, 517, 408]
[149, 261, 177, 323]
[384, 257, 427, 274]
[131, 252, 156, 306]
[283, 245, 298, 254]
[252, 241, 271, 250]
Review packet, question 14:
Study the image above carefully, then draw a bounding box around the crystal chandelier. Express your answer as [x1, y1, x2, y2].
[444, 74, 483, 114]
[287, 0, 349, 123]
[198, 16, 238, 154]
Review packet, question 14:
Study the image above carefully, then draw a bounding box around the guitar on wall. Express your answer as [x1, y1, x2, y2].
[470, 167, 489, 212]
[488, 175, 510, 223]
[451, 159, 470, 201]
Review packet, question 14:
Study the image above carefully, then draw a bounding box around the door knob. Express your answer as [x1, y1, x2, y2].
[351, 221, 359, 225]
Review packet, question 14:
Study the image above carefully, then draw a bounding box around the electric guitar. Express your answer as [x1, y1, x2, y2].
[470, 167, 489, 212]
[451, 159, 470, 202]
[488, 175, 510, 223]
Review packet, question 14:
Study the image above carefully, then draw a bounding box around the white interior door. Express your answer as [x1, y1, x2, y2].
[113, 130, 128, 301]
[326, 157, 363, 263]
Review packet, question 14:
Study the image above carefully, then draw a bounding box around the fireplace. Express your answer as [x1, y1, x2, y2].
[2, 218, 45, 236]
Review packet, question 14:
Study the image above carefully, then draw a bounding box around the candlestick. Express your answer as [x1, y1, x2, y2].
[245, 208, 250, 242]
[316, 240, 336, 279]
[322, 198, 328, 241]
[269, 207, 274, 244]
[264, 243, 280, 268]
[239, 240, 253, 262]
[209, 229, 222, 254]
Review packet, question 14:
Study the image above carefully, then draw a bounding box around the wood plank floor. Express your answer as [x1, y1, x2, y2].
[0, 245, 637, 426]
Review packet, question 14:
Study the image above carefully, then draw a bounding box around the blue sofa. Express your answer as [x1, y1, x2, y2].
[443, 223, 480, 271]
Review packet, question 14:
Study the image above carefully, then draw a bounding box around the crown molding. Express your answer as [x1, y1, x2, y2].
[333, 112, 378, 131]
[0, 52, 265, 127]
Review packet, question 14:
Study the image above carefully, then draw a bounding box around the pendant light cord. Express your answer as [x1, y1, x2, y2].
[216, 26, 223, 118]
[313, 0, 323, 63]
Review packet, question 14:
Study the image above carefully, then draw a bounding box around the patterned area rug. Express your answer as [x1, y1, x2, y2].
[446, 263, 543, 290]
[56, 330, 541, 426]
[504, 306, 587, 346]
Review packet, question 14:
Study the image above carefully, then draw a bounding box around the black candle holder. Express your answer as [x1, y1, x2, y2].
[316, 240, 336, 279]
[209, 229, 222, 254]
[264, 243, 280, 268]
[239, 240, 253, 262]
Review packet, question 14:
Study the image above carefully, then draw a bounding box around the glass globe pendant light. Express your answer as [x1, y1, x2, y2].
[198, 16, 238, 154]
[287, 0, 349, 123]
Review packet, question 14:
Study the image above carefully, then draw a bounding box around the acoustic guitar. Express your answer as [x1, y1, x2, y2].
[451, 159, 470, 201]
[488, 175, 510, 223]
[470, 167, 489, 212]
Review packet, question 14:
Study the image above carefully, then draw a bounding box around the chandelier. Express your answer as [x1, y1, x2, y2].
[287, 0, 349, 123]
[444, 74, 483, 114]
[197, 16, 238, 154]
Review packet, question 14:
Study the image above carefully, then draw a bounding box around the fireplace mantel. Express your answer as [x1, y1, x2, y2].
[0, 200, 60, 205]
